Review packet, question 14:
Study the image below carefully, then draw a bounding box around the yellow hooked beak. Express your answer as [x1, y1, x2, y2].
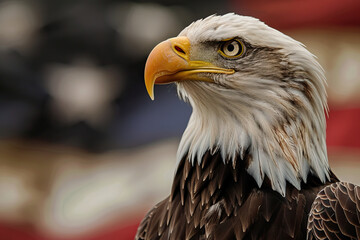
[144, 36, 235, 100]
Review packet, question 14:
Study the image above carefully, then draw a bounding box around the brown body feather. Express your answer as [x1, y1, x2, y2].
[307, 182, 360, 240]
[135, 151, 338, 240]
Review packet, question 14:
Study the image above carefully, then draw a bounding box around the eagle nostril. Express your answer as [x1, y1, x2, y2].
[174, 45, 186, 55]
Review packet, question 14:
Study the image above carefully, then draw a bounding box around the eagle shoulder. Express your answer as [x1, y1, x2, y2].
[307, 182, 360, 240]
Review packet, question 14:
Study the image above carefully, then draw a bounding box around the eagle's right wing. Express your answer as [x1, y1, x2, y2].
[307, 182, 360, 240]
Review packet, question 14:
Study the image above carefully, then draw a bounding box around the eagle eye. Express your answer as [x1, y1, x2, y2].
[218, 39, 245, 59]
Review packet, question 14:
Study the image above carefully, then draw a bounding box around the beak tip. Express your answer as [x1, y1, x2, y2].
[145, 82, 155, 100]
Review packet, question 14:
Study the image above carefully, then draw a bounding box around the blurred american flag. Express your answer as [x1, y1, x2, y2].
[0, 0, 359, 239]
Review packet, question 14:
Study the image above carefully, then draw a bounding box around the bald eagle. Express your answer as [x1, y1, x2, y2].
[136, 14, 360, 240]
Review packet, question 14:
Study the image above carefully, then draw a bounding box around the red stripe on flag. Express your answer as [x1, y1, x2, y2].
[327, 106, 360, 149]
[0, 220, 140, 240]
[231, 0, 360, 29]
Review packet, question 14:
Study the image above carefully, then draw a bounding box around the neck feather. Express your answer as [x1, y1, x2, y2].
[176, 78, 330, 196]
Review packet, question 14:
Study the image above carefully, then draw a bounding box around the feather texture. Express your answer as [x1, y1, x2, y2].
[307, 182, 360, 240]
[135, 151, 338, 240]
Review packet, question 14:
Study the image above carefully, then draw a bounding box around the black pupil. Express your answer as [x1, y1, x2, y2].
[227, 43, 235, 52]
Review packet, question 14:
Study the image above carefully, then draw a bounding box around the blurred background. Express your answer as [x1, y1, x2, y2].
[0, 0, 359, 239]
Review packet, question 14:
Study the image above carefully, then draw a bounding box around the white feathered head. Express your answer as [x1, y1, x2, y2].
[144, 13, 329, 196]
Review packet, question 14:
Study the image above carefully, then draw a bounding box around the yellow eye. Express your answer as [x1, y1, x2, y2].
[219, 39, 245, 58]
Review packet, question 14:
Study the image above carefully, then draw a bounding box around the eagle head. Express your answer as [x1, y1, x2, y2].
[144, 13, 329, 196]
